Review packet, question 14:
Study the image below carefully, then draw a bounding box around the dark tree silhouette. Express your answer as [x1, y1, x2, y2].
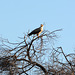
[0, 29, 75, 75]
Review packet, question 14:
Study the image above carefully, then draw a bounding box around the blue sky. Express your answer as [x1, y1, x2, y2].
[0, 0, 75, 54]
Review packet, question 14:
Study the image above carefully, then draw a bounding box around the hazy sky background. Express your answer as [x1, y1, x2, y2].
[0, 0, 75, 54]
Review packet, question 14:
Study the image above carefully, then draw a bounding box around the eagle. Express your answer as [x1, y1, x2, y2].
[28, 24, 44, 37]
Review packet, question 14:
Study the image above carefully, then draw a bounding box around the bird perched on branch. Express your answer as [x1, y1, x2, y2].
[28, 24, 44, 37]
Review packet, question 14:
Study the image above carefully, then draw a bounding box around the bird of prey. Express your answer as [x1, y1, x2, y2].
[28, 24, 44, 37]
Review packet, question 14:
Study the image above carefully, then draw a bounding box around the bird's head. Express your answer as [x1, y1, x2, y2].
[40, 24, 44, 27]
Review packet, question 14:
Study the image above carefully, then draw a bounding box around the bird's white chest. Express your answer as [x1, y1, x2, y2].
[37, 26, 43, 36]
[39, 27, 43, 34]
[41, 27, 43, 32]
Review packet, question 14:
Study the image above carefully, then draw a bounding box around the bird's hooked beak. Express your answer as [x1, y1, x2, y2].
[41, 24, 44, 27]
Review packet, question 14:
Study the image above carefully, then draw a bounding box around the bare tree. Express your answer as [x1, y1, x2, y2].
[1, 29, 74, 75]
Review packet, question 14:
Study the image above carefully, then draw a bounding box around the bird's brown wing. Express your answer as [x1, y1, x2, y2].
[28, 27, 41, 36]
